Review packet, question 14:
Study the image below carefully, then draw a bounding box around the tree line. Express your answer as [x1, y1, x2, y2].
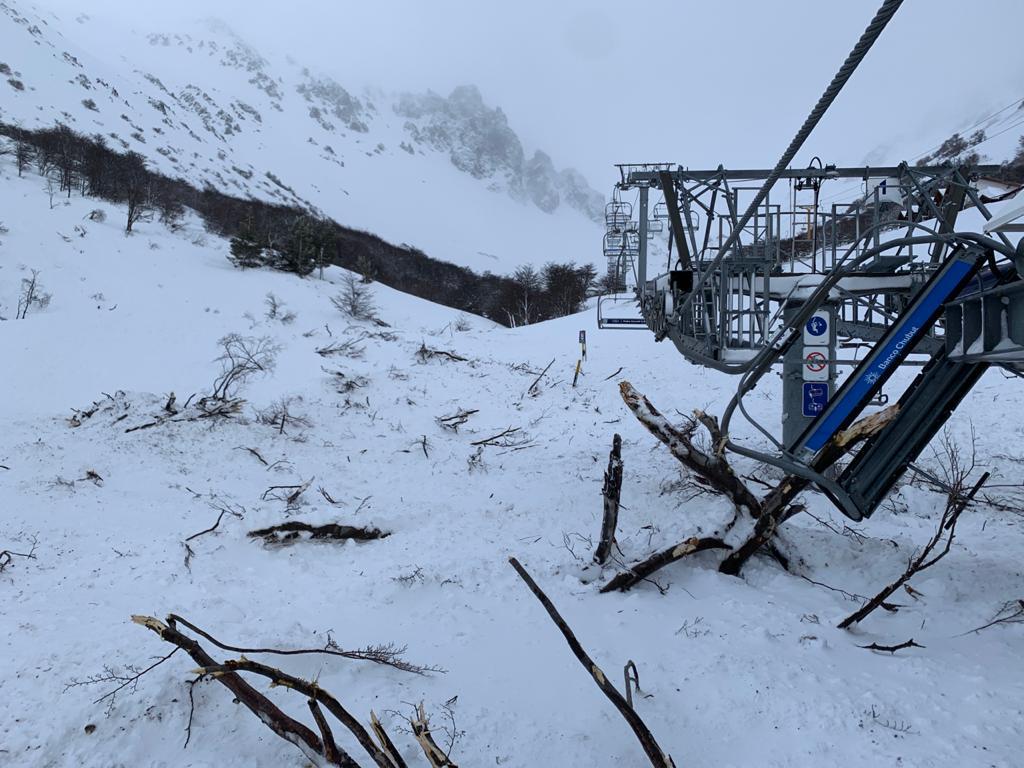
[0, 121, 599, 326]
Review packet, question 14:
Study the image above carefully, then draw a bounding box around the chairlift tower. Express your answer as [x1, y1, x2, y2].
[599, 160, 1024, 519]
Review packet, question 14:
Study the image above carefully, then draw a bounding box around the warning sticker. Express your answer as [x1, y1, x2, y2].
[802, 382, 829, 417]
[804, 310, 830, 346]
[803, 349, 829, 381]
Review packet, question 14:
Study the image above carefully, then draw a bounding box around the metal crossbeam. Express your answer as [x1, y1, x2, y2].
[620, 165, 1003, 186]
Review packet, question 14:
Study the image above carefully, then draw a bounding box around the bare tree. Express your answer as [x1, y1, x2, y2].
[210, 334, 279, 401]
[116, 152, 153, 233]
[510, 265, 541, 326]
[16, 270, 51, 320]
[14, 136, 34, 177]
[257, 396, 313, 435]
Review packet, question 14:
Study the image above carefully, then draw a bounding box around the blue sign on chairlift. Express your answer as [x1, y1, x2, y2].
[802, 382, 829, 418]
[801, 257, 976, 453]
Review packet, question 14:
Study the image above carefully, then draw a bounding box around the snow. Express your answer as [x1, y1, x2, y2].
[2, 145, 1023, 768]
[0, 2, 603, 275]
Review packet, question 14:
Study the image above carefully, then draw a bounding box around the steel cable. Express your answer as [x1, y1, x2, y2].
[679, 0, 906, 317]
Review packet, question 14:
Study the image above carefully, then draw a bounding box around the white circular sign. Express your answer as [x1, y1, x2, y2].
[805, 351, 827, 372]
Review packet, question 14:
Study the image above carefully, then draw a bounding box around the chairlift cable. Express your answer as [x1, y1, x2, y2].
[679, 0, 906, 317]
[812, 93, 1024, 209]
[912, 94, 1024, 163]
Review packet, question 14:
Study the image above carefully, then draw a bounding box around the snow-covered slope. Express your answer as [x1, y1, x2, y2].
[2, 140, 1023, 767]
[0, 1, 604, 274]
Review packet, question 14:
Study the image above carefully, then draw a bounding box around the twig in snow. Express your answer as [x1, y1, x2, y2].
[958, 599, 1024, 635]
[863, 705, 916, 734]
[0, 536, 39, 574]
[64, 649, 180, 716]
[183, 500, 245, 570]
[838, 465, 989, 629]
[185, 505, 244, 543]
[859, 638, 924, 654]
[526, 358, 555, 396]
[470, 427, 527, 448]
[316, 336, 366, 359]
[436, 409, 478, 433]
[236, 446, 269, 466]
[261, 478, 314, 507]
[416, 343, 467, 363]
[796, 574, 902, 612]
[318, 486, 345, 506]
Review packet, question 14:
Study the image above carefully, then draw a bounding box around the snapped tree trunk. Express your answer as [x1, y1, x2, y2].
[595, 434, 623, 565]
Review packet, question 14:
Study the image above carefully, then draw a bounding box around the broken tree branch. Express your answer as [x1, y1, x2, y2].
[411, 702, 458, 767]
[436, 409, 478, 433]
[959, 599, 1024, 635]
[165, 613, 439, 675]
[838, 471, 989, 629]
[619, 381, 762, 517]
[132, 615, 336, 766]
[195, 657, 398, 768]
[594, 434, 623, 565]
[859, 638, 924, 654]
[527, 358, 555, 396]
[236, 446, 269, 466]
[371, 711, 406, 768]
[600, 537, 732, 593]
[719, 404, 901, 577]
[509, 558, 676, 768]
[470, 427, 522, 447]
[417, 344, 467, 363]
[308, 697, 343, 766]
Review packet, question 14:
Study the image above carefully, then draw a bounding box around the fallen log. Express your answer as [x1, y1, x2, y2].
[249, 521, 389, 545]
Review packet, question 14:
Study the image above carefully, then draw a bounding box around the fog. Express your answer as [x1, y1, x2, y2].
[35, 0, 1024, 186]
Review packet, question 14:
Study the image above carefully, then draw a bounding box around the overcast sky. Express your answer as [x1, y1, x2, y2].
[36, 0, 1024, 188]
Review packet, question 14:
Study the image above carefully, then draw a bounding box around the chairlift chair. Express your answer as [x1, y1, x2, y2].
[605, 200, 633, 230]
[603, 232, 627, 259]
[597, 291, 647, 330]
